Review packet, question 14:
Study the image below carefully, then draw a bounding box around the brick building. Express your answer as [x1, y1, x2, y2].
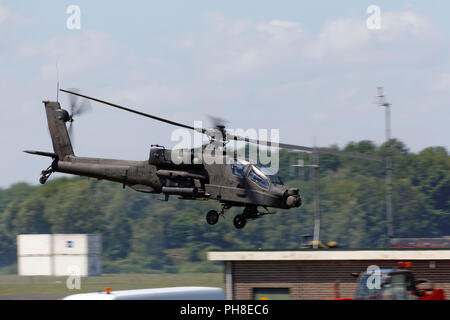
[207, 249, 450, 300]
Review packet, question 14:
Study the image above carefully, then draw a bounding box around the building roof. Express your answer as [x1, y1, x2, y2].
[207, 249, 450, 261]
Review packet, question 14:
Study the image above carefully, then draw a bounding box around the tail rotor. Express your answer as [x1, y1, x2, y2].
[63, 88, 92, 139]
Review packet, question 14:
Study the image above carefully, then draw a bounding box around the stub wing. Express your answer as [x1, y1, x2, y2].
[24, 150, 58, 159]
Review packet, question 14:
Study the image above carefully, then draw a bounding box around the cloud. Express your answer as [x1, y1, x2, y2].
[190, 13, 305, 79]
[304, 9, 445, 66]
[182, 9, 446, 81]
[0, 3, 30, 38]
[107, 83, 185, 109]
[430, 73, 450, 92]
[378, 10, 441, 43]
[303, 18, 371, 63]
[255, 19, 305, 43]
[19, 31, 115, 80]
[0, 3, 11, 39]
[0, 3, 9, 25]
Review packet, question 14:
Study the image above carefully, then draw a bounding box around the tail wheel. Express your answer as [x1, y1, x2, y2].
[233, 214, 246, 229]
[206, 210, 219, 225]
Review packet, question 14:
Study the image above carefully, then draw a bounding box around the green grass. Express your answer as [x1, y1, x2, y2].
[0, 273, 224, 297]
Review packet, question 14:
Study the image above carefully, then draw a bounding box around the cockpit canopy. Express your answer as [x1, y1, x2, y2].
[230, 159, 283, 190]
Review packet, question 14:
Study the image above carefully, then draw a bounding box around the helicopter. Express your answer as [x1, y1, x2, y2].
[25, 88, 382, 229]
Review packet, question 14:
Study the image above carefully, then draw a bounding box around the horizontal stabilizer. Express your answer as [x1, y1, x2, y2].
[24, 150, 58, 159]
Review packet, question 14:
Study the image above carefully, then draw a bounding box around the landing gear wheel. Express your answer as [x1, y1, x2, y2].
[39, 160, 56, 185]
[39, 176, 48, 185]
[206, 210, 219, 225]
[233, 214, 246, 229]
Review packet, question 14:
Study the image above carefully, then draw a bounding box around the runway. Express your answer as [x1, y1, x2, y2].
[0, 295, 65, 300]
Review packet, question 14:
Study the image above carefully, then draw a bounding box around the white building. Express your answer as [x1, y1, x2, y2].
[17, 234, 102, 276]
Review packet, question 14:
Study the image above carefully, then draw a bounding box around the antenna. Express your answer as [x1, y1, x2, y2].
[292, 139, 321, 249]
[311, 142, 320, 249]
[376, 87, 394, 242]
[56, 62, 60, 102]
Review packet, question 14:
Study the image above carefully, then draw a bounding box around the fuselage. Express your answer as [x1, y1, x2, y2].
[29, 100, 301, 215]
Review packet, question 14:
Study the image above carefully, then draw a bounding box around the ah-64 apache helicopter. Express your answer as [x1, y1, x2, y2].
[25, 89, 381, 229]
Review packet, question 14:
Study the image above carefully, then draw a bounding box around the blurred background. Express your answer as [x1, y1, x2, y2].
[0, 0, 449, 298]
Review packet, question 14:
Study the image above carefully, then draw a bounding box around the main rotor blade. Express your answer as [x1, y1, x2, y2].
[60, 89, 382, 162]
[229, 134, 382, 162]
[60, 89, 201, 132]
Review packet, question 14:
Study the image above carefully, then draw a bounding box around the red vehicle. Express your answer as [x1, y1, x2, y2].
[333, 262, 446, 300]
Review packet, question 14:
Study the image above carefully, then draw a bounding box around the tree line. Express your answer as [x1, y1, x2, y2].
[0, 139, 448, 273]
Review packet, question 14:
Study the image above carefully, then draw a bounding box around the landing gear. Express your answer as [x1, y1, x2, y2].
[206, 204, 276, 229]
[233, 214, 246, 229]
[206, 210, 219, 225]
[39, 160, 57, 184]
[232, 206, 255, 229]
[39, 175, 49, 185]
[205, 204, 231, 226]
[232, 206, 276, 229]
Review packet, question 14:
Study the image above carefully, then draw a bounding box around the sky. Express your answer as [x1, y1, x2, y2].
[0, 1, 449, 188]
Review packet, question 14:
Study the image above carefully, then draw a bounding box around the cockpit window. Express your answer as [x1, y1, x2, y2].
[248, 166, 270, 190]
[230, 159, 249, 178]
[255, 163, 283, 185]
